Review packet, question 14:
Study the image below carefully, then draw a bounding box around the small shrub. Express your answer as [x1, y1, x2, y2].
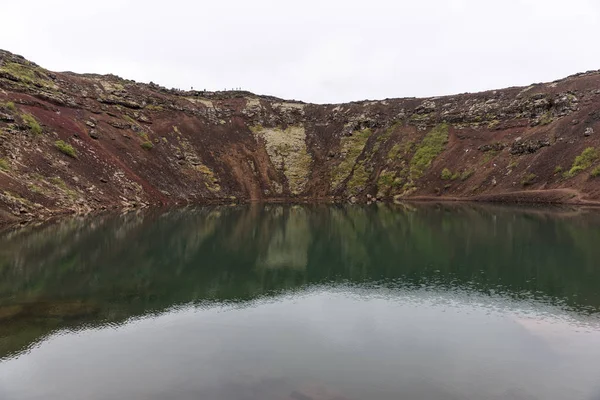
[49, 176, 68, 189]
[554, 166, 563, 174]
[565, 147, 599, 177]
[521, 173, 537, 186]
[441, 168, 453, 180]
[507, 160, 518, 169]
[141, 141, 154, 150]
[591, 166, 600, 178]
[460, 170, 474, 181]
[0, 158, 9, 171]
[5, 102, 16, 112]
[55, 140, 77, 158]
[22, 113, 42, 134]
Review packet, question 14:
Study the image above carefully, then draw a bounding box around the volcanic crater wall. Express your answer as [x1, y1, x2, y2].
[1, 49, 600, 223]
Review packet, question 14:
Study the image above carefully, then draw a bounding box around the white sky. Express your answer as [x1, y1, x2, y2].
[1, 0, 599, 104]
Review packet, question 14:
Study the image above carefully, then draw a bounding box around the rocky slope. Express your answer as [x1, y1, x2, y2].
[1, 49, 600, 224]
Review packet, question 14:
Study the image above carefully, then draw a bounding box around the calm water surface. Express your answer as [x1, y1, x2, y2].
[1, 204, 600, 400]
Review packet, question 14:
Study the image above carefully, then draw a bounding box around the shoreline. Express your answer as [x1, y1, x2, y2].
[3, 190, 600, 231]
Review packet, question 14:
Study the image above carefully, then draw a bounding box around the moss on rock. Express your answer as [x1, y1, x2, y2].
[331, 129, 371, 189]
[410, 124, 449, 179]
[252, 125, 312, 195]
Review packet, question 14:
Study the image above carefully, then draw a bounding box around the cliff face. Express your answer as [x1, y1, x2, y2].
[1, 49, 600, 223]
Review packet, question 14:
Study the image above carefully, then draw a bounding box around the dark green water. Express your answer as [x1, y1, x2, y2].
[1, 204, 600, 400]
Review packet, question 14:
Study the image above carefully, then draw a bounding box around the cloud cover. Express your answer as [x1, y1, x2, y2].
[1, 0, 599, 103]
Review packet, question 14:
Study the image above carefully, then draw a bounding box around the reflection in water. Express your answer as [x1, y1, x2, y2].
[0, 204, 600, 400]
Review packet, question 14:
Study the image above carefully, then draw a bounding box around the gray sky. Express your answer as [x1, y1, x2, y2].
[1, 0, 599, 104]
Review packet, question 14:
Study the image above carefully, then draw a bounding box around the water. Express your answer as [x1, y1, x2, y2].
[1, 203, 600, 400]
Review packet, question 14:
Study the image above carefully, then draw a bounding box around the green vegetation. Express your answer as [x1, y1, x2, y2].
[0, 62, 52, 87]
[481, 150, 499, 165]
[49, 176, 68, 190]
[137, 131, 150, 141]
[377, 169, 403, 196]
[441, 168, 452, 180]
[4, 101, 16, 112]
[145, 104, 164, 111]
[440, 168, 461, 181]
[54, 140, 77, 158]
[460, 169, 474, 181]
[591, 166, 600, 178]
[377, 170, 395, 188]
[347, 164, 370, 195]
[0, 158, 10, 171]
[331, 129, 371, 188]
[22, 113, 42, 135]
[387, 140, 415, 160]
[508, 160, 518, 169]
[252, 125, 311, 194]
[372, 123, 399, 154]
[565, 147, 599, 177]
[141, 141, 154, 150]
[410, 124, 449, 179]
[488, 119, 500, 129]
[521, 173, 537, 186]
[554, 166, 563, 174]
[195, 164, 221, 192]
[539, 112, 553, 126]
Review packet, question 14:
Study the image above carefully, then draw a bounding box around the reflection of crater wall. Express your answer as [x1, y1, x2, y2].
[1, 204, 600, 359]
[257, 206, 310, 271]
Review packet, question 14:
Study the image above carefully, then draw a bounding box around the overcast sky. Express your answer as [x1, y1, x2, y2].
[1, 0, 599, 104]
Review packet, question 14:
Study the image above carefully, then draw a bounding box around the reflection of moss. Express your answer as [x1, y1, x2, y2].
[2, 205, 600, 359]
[410, 124, 449, 178]
[331, 129, 371, 189]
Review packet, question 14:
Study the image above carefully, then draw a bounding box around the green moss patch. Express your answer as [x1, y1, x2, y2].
[0, 158, 10, 171]
[22, 113, 42, 135]
[0, 62, 53, 87]
[565, 147, 599, 177]
[410, 124, 449, 179]
[521, 173, 537, 186]
[331, 129, 371, 189]
[55, 140, 77, 158]
[252, 125, 312, 195]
